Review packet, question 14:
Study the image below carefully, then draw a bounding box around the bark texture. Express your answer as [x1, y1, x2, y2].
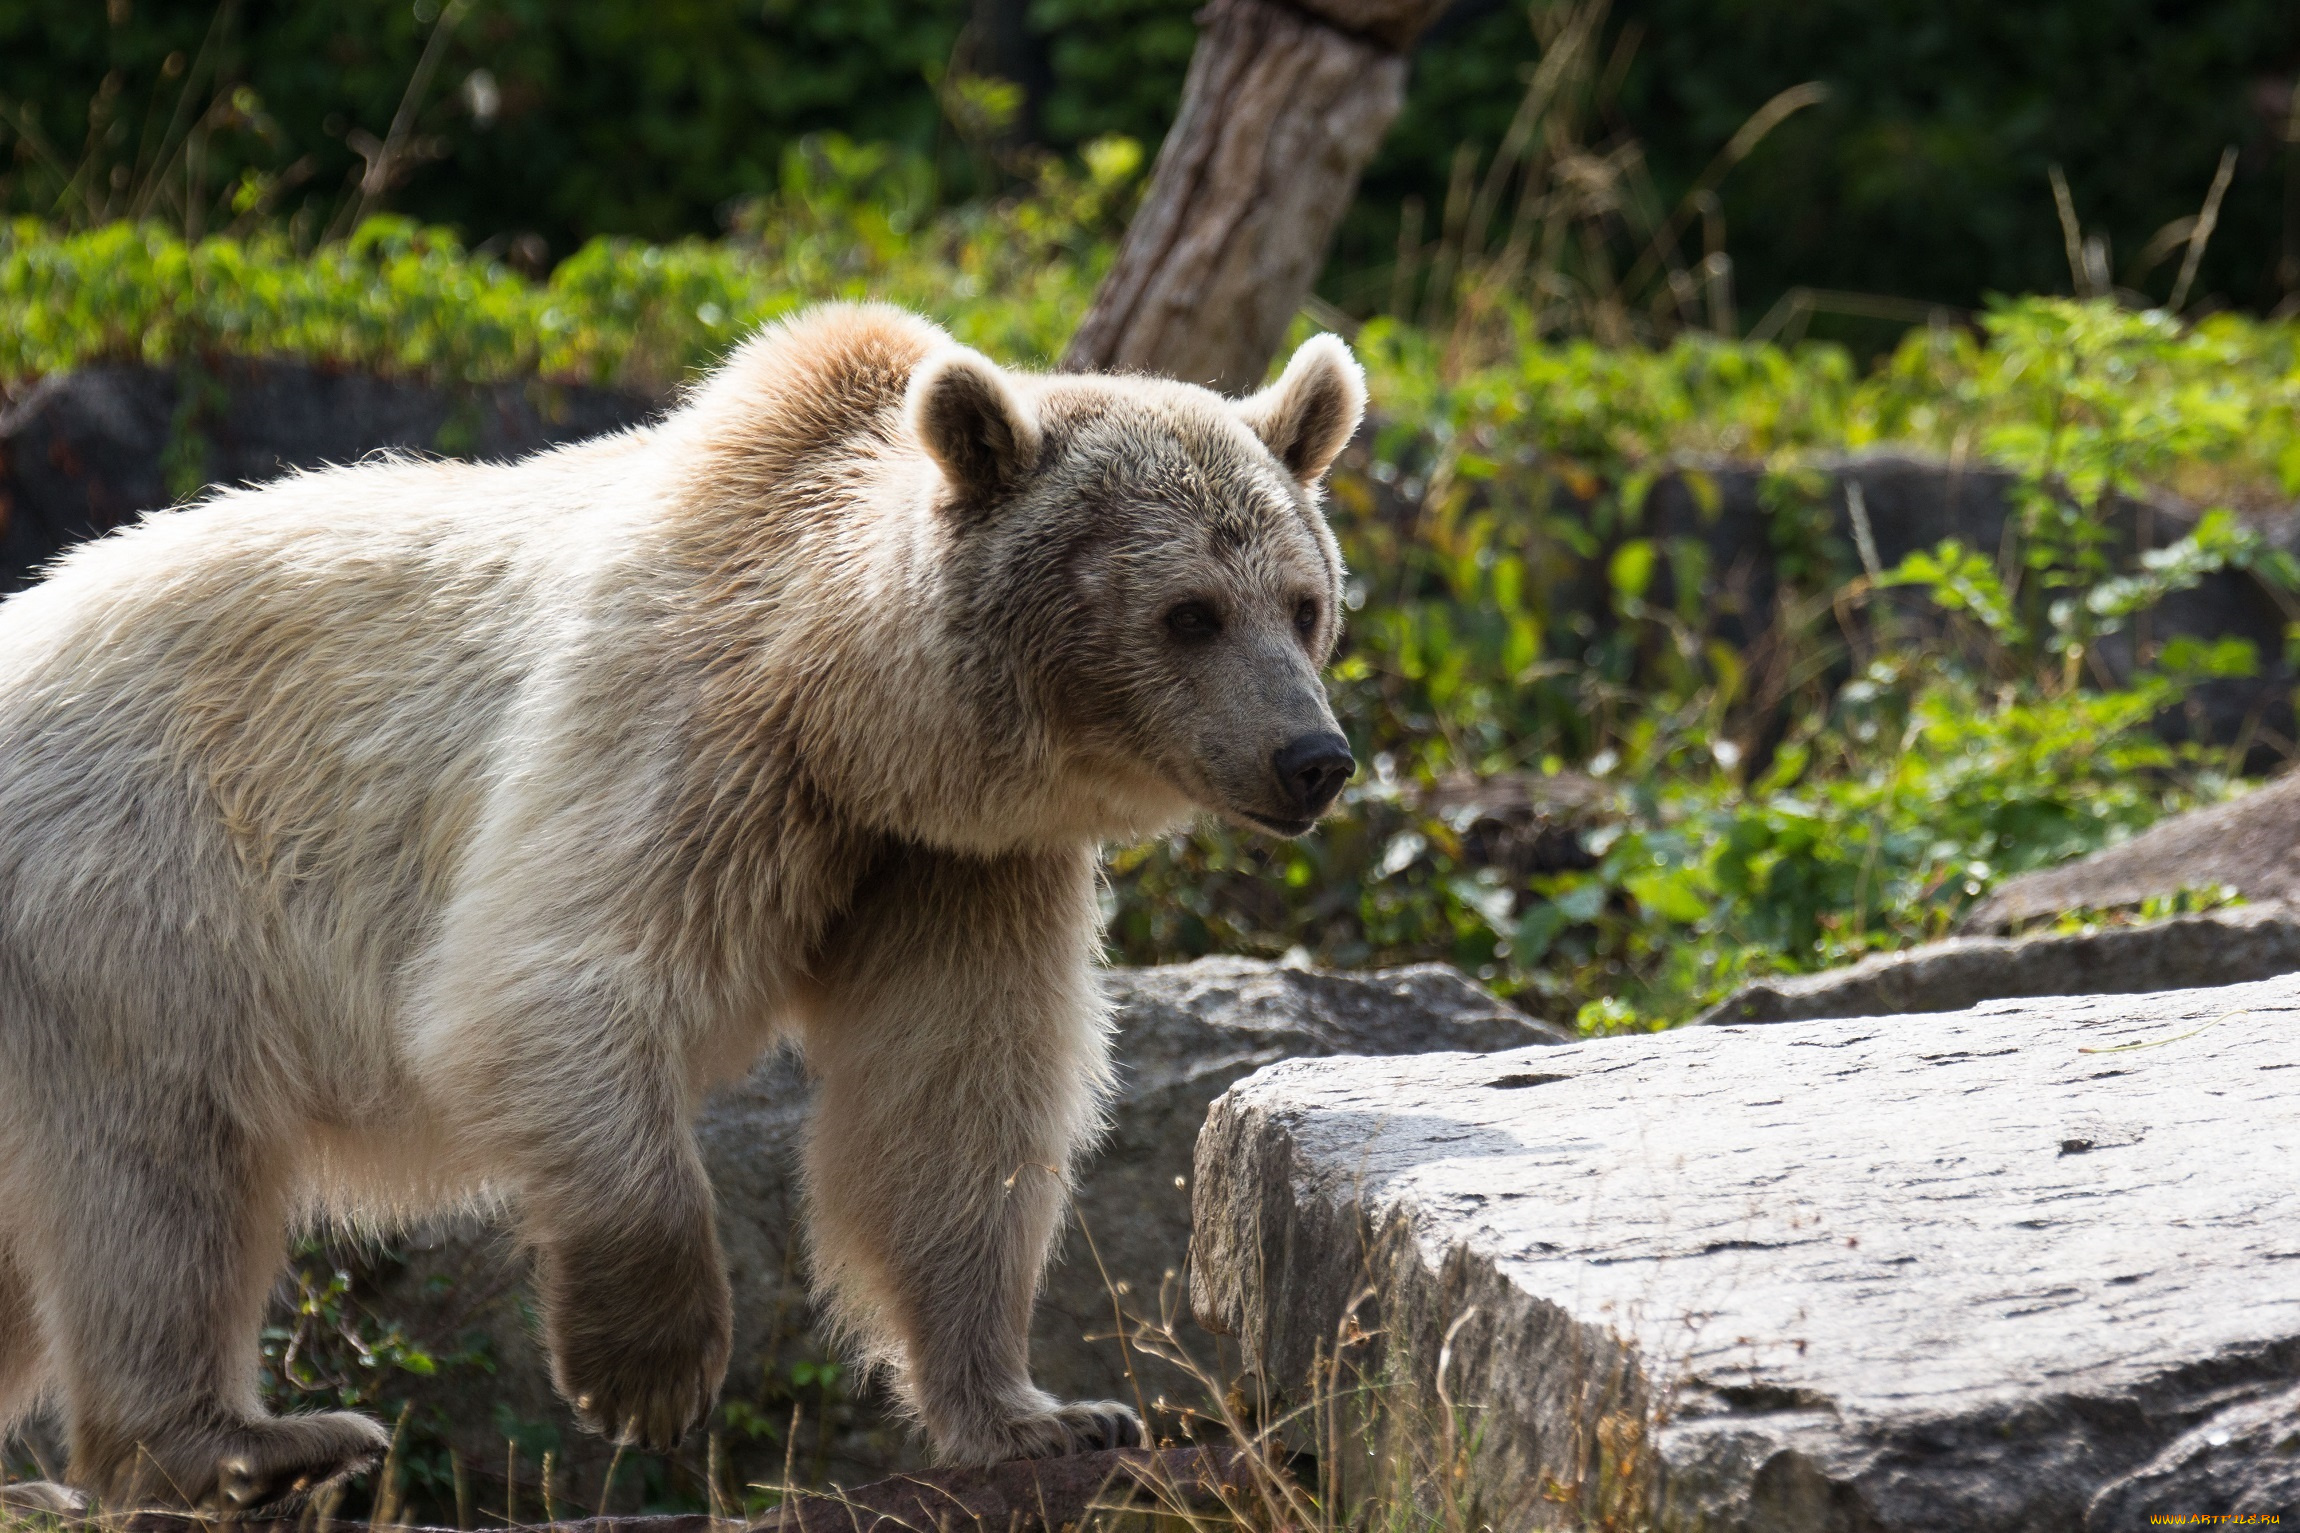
[1060, 0, 1450, 393]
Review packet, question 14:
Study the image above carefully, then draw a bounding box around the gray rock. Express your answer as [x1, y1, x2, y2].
[355, 958, 1563, 1507]
[1698, 903, 2300, 1024]
[1968, 773, 2300, 933]
[1192, 976, 2300, 1532]
[0, 362, 659, 591]
[2086, 1381, 2300, 1528]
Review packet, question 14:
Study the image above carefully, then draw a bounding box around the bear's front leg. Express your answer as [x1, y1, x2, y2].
[532, 1176, 732, 1450]
[801, 844, 1143, 1464]
[482, 1051, 733, 1449]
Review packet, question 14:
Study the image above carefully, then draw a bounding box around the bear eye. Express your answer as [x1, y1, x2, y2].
[1164, 600, 1222, 643]
[1294, 597, 1320, 638]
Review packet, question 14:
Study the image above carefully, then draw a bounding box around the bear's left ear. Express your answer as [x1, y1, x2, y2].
[1235, 333, 1367, 487]
[909, 345, 1042, 507]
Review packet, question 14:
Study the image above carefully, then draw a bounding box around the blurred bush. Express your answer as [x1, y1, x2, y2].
[4, 0, 2294, 324]
[8, 161, 2299, 1032]
[1111, 301, 2300, 1031]
[0, 132, 1139, 390]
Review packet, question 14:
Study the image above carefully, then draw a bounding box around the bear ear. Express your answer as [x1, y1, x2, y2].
[1235, 333, 1367, 486]
[908, 346, 1042, 508]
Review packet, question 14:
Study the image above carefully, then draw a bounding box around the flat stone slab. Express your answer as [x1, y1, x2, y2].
[1191, 976, 2300, 1531]
[1698, 903, 2300, 1024]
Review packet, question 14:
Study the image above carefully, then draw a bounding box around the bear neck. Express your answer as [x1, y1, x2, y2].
[656, 454, 1129, 862]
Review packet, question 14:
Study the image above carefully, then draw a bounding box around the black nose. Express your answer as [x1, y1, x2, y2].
[1273, 732, 1355, 816]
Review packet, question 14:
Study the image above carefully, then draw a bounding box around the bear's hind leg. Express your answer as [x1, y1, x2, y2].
[30, 1093, 386, 1511]
[803, 846, 1143, 1465]
[0, 1237, 83, 1513]
[0, 1237, 51, 1427]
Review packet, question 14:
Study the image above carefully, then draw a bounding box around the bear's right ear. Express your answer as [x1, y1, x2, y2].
[909, 346, 1042, 508]
[1235, 333, 1367, 487]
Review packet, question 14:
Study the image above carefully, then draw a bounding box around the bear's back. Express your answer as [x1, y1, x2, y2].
[677, 303, 946, 487]
[0, 435, 658, 1027]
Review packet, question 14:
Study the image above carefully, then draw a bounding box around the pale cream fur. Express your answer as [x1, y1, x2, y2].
[0, 303, 1365, 1508]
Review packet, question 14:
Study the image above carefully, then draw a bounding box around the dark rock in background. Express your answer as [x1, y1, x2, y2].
[0, 361, 658, 592]
[1635, 451, 2299, 757]
[1697, 903, 2300, 1024]
[1335, 432, 2300, 762]
[1421, 771, 1608, 879]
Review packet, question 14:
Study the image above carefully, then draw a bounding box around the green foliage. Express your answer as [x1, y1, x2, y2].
[256, 1242, 496, 1513]
[0, 0, 973, 251]
[1867, 300, 2300, 516]
[4, 2, 2293, 322]
[262, 1247, 457, 1412]
[6, 186, 2298, 1036]
[2035, 882, 2244, 938]
[1338, 0, 2300, 326]
[1106, 296, 2300, 1029]
[0, 135, 1136, 391]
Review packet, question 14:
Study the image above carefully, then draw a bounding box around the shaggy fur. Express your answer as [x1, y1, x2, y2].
[0, 303, 1365, 1510]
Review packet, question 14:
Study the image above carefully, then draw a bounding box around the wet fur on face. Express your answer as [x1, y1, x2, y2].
[0, 303, 1363, 1501]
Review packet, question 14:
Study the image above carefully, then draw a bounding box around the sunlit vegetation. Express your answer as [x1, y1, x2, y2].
[8, 154, 2300, 1037]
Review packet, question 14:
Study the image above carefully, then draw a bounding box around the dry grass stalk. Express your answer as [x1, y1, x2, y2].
[1393, 0, 1825, 374]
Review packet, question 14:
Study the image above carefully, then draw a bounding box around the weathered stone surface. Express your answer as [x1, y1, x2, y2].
[1968, 772, 2300, 932]
[0, 362, 657, 591]
[2085, 1380, 2300, 1526]
[360, 959, 1563, 1501]
[1192, 976, 2300, 1531]
[1699, 903, 2300, 1024]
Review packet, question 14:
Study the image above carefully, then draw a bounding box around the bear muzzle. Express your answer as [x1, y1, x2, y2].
[1268, 730, 1355, 827]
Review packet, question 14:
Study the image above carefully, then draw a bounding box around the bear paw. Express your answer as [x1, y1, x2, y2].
[560, 1350, 724, 1452]
[540, 1232, 732, 1451]
[178, 1410, 389, 1515]
[974, 1399, 1147, 1462]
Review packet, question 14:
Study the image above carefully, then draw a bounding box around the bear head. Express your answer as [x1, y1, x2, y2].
[908, 335, 1366, 840]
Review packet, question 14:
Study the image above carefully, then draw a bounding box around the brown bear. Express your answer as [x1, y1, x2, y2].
[0, 303, 1363, 1512]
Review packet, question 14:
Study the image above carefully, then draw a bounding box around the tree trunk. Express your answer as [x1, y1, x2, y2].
[1060, 0, 1450, 393]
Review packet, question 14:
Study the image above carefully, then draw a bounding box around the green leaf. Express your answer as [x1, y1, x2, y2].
[1609, 539, 1657, 602]
[1626, 869, 1709, 924]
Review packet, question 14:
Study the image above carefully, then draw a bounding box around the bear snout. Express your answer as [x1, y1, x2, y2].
[1273, 730, 1355, 818]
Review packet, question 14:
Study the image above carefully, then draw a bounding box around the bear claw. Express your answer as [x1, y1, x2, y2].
[202, 1411, 389, 1517]
[0, 1482, 90, 1516]
[997, 1400, 1146, 1460]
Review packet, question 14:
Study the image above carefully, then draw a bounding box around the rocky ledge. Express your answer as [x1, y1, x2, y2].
[1191, 976, 2300, 1531]
[1698, 902, 2300, 1024]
